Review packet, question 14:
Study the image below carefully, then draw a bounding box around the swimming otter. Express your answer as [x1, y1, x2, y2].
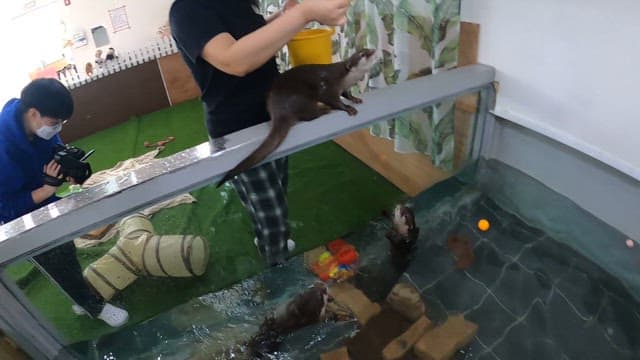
[386, 204, 419, 253]
[247, 282, 330, 358]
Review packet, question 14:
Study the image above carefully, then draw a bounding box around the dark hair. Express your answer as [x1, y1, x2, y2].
[20, 78, 74, 120]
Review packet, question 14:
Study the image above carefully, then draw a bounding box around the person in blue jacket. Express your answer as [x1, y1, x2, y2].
[0, 78, 128, 327]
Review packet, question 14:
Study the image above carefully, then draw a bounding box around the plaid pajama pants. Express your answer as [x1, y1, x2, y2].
[230, 157, 291, 266]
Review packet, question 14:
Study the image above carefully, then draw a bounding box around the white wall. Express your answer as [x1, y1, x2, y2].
[59, 0, 174, 69]
[0, 1, 173, 106]
[462, 0, 640, 180]
[0, 1, 63, 104]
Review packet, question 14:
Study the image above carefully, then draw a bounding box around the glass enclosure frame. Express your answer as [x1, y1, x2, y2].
[0, 64, 496, 359]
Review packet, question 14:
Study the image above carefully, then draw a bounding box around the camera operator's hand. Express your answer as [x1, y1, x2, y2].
[44, 160, 62, 180]
[32, 160, 63, 204]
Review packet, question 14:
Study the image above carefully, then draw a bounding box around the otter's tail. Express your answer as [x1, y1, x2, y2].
[246, 317, 283, 358]
[216, 115, 294, 188]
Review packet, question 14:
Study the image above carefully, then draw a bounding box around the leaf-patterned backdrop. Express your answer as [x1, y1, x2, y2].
[260, 0, 461, 171]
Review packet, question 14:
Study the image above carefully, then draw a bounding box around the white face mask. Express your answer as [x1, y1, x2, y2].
[35, 122, 62, 140]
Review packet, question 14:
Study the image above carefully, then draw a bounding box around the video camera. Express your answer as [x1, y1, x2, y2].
[43, 145, 94, 186]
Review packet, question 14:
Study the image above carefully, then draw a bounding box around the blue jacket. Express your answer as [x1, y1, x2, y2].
[0, 99, 63, 224]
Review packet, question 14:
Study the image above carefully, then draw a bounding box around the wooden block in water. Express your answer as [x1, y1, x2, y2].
[330, 282, 381, 325]
[382, 316, 433, 360]
[386, 283, 426, 322]
[346, 306, 412, 360]
[321, 347, 351, 360]
[413, 315, 478, 360]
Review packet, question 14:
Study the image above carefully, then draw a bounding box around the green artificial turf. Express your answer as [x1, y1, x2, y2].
[4, 99, 404, 343]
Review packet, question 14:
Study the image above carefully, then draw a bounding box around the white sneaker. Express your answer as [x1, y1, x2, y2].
[98, 303, 129, 327]
[72, 305, 87, 316]
[72, 303, 129, 327]
[254, 237, 296, 252]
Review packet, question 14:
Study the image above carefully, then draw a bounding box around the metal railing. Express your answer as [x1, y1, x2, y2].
[0, 64, 496, 359]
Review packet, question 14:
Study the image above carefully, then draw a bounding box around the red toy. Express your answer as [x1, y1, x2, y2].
[311, 239, 359, 282]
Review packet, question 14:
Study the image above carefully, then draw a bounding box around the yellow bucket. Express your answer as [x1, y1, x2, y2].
[287, 28, 335, 67]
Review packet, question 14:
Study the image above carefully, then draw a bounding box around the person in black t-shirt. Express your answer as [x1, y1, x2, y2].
[169, 0, 350, 266]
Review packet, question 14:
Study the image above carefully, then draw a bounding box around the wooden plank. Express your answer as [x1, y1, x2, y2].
[454, 108, 474, 169]
[334, 129, 451, 196]
[333, 22, 482, 196]
[158, 53, 201, 106]
[414, 315, 478, 360]
[334, 108, 475, 197]
[321, 347, 350, 360]
[455, 93, 479, 114]
[0, 333, 29, 360]
[459, 22, 480, 67]
[455, 22, 481, 114]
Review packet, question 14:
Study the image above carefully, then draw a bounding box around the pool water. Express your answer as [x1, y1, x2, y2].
[63, 160, 640, 359]
[406, 191, 640, 360]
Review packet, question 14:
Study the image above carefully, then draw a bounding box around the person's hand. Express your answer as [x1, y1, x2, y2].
[67, 177, 78, 185]
[284, 0, 298, 12]
[41, 160, 63, 197]
[44, 160, 62, 182]
[44, 160, 63, 188]
[298, 0, 350, 26]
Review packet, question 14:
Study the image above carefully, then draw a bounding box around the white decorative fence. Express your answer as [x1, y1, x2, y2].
[59, 37, 180, 90]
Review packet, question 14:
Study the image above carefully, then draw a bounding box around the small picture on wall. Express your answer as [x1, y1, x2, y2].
[72, 32, 88, 48]
[92, 26, 110, 47]
[109, 6, 130, 33]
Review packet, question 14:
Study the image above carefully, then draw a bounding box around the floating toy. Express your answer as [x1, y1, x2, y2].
[626, 239, 635, 248]
[477, 219, 490, 232]
[311, 239, 359, 282]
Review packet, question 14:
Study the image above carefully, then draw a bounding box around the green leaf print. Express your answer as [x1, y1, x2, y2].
[436, 39, 459, 68]
[257, 0, 460, 173]
[395, 0, 433, 54]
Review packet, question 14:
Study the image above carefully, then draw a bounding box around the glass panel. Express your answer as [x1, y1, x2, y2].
[6, 86, 638, 360]
[1, 89, 486, 359]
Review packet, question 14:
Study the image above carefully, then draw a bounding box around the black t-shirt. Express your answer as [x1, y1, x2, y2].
[169, 0, 279, 138]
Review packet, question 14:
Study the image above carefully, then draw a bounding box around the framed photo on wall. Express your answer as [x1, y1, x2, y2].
[109, 6, 130, 33]
[92, 26, 110, 47]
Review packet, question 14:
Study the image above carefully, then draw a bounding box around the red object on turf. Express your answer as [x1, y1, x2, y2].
[327, 239, 348, 253]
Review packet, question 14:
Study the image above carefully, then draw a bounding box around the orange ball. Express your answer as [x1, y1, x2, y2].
[477, 219, 490, 232]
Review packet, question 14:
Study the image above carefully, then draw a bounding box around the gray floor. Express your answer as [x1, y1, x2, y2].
[405, 193, 640, 360]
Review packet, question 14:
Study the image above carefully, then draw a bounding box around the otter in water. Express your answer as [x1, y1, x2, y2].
[386, 204, 419, 278]
[353, 204, 420, 302]
[216, 48, 377, 187]
[386, 205, 419, 252]
[247, 282, 330, 358]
